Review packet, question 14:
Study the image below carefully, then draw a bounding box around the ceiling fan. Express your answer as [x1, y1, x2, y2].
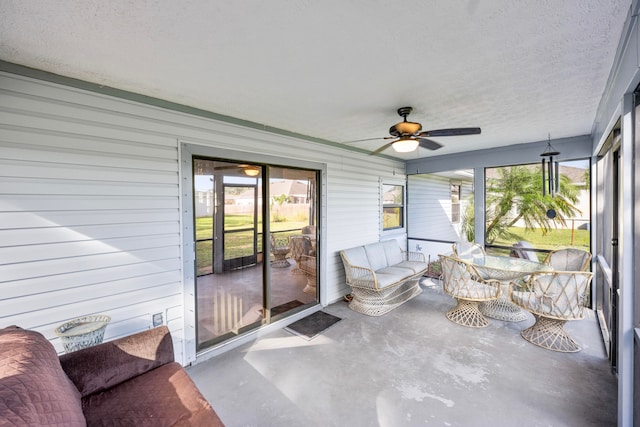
[353, 107, 481, 155]
[214, 163, 261, 176]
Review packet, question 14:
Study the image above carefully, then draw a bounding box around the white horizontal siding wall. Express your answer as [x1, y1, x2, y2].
[0, 74, 182, 355]
[0, 71, 404, 362]
[407, 174, 460, 262]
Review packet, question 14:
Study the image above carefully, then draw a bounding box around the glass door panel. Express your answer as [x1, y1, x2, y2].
[194, 159, 264, 349]
[267, 166, 318, 317]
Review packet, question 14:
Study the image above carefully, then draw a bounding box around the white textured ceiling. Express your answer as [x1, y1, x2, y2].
[0, 1, 631, 159]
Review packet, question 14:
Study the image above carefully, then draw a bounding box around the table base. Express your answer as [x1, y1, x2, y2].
[479, 298, 528, 322]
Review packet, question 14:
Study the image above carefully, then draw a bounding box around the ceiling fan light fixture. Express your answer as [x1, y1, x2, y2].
[392, 137, 419, 153]
[244, 167, 260, 177]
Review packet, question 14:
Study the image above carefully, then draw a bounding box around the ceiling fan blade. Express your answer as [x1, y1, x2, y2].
[215, 165, 248, 170]
[369, 142, 394, 155]
[418, 138, 443, 151]
[419, 127, 481, 137]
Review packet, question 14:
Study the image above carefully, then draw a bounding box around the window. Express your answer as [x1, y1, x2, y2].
[382, 184, 404, 230]
[451, 182, 461, 224]
[484, 161, 590, 259]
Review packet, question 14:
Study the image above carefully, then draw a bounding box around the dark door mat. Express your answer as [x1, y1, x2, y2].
[260, 300, 304, 317]
[285, 311, 342, 340]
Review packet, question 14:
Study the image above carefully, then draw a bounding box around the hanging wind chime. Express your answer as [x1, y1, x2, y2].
[540, 134, 560, 218]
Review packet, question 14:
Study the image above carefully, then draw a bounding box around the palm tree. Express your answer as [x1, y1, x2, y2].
[463, 166, 581, 243]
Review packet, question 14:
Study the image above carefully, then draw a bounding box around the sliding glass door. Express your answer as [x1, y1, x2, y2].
[193, 157, 319, 350]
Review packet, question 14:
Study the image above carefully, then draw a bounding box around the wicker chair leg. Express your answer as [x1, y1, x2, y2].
[303, 277, 316, 294]
[446, 299, 489, 328]
[520, 315, 581, 352]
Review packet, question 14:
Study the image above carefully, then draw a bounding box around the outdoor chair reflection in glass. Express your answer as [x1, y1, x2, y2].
[270, 233, 291, 268]
[440, 255, 501, 328]
[509, 270, 593, 352]
[301, 224, 316, 235]
[298, 254, 316, 294]
[289, 235, 313, 274]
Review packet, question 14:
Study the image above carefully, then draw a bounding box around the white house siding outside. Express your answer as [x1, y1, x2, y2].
[0, 71, 405, 364]
[407, 173, 467, 264]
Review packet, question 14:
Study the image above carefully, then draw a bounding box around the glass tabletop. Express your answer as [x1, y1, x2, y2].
[471, 255, 553, 280]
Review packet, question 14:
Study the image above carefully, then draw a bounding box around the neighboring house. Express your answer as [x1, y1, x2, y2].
[269, 180, 310, 204]
[194, 179, 309, 216]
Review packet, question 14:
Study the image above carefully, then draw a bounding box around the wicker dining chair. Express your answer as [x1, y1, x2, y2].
[270, 233, 291, 267]
[543, 248, 592, 272]
[509, 270, 593, 352]
[439, 255, 501, 327]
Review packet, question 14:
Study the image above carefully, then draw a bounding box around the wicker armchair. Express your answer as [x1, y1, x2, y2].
[270, 233, 291, 267]
[509, 241, 538, 261]
[451, 241, 485, 261]
[543, 248, 591, 271]
[509, 270, 593, 352]
[439, 255, 501, 327]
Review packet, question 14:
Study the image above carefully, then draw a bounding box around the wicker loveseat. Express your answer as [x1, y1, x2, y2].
[340, 240, 428, 316]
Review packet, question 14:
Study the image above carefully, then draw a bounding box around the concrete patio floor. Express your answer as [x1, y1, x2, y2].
[187, 278, 617, 426]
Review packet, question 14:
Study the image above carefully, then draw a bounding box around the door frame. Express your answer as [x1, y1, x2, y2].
[180, 141, 327, 363]
[220, 181, 260, 271]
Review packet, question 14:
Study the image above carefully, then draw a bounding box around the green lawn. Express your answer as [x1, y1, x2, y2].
[195, 215, 308, 274]
[490, 226, 589, 260]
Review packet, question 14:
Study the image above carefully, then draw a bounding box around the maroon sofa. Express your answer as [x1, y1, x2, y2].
[0, 325, 224, 426]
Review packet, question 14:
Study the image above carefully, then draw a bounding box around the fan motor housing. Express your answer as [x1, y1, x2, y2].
[389, 121, 422, 137]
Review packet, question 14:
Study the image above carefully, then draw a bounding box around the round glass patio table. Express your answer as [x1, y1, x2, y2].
[471, 255, 553, 322]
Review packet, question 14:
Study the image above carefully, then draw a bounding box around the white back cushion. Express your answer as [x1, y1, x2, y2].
[342, 246, 371, 270]
[364, 243, 389, 271]
[381, 240, 404, 265]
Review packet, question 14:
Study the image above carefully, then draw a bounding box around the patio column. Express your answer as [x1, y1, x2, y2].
[473, 167, 485, 246]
